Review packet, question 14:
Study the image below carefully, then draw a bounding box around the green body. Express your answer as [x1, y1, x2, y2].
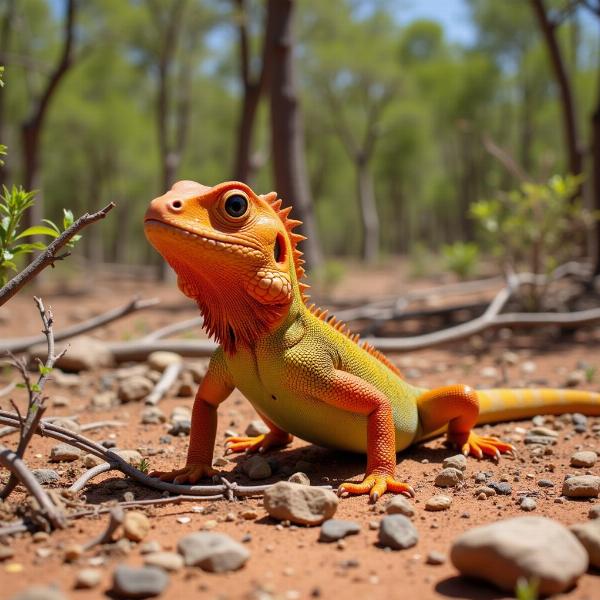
[218, 297, 424, 453]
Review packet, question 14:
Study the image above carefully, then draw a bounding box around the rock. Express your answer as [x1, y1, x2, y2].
[520, 497, 537, 512]
[450, 516, 588, 595]
[385, 495, 415, 518]
[50, 417, 80, 433]
[442, 454, 467, 472]
[187, 361, 208, 383]
[143, 552, 184, 572]
[140, 541, 162, 555]
[49, 443, 81, 463]
[34, 336, 113, 372]
[240, 509, 259, 520]
[118, 376, 154, 402]
[147, 351, 183, 372]
[112, 565, 169, 598]
[480, 366, 498, 379]
[0, 544, 14, 560]
[570, 520, 600, 568]
[10, 587, 67, 600]
[378, 515, 419, 550]
[242, 455, 272, 480]
[263, 481, 338, 525]
[75, 569, 102, 589]
[288, 472, 310, 486]
[426, 551, 446, 565]
[562, 475, 600, 498]
[177, 532, 249, 572]
[175, 372, 195, 397]
[32, 469, 59, 485]
[570, 451, 597, 468]
[245, 420, 269, 437]
[169, 419, 191, 436]
[113, 449, 143, 465]
[589, 505, 600, 520]
[83, 453, 106, 468]
[572, 413, 588, 426]
[529, 426, 558, 437]
[435, 467, 464, 488]
[565, 370, 585, 387]
[123, 511, 150, 542]
[319, 520, 360, 543]
[63, 543, 83, 562]
[425, 495, 452, 511]
[524, 435, 556, 445]
[488, 482, 512, 495]
[537, 479, 554, 488]
[115, 365, 149, 380]
[51, 370, 82, 387]
[91, 391, 117, 409]
[141, 407, 166, 425]
[475, 486, 496, 497]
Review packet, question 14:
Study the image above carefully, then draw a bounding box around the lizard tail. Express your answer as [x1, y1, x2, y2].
[476, 388, 600, 425]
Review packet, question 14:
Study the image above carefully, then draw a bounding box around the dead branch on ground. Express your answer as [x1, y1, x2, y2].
[145, 361, 183, 405]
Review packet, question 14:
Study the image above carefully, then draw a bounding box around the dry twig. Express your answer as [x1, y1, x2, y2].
[145, 361, 183, 405]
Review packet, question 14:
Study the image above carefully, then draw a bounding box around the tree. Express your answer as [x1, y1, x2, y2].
[266, 0, 322, 269]
[20, 0, 78, 228]
[0, 0, 16, 189]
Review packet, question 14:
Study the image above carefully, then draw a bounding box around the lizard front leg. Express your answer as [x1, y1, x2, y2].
[225, 414, 293, 454]
[292, 360, 413, 502]
[150, 348, 234, 484]
[416, 385, 514, 458]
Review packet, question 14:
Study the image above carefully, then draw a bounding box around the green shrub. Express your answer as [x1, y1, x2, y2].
[442, 241, 480, 279]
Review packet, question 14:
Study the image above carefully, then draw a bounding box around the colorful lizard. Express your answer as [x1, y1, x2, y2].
[144, 180, 600, 501]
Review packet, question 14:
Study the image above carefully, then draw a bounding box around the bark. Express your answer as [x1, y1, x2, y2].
[266, 0, 322, 269]
[232, 0, 271, 183]
[20, 0, 77, 228]
[592, 103, 600, 276]
[356, 156, 379, 263]
[530, 0, 582, 179]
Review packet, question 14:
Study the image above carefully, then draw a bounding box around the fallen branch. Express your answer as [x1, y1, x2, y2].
[82, 506, 124, 551]
[141, 316, 203, 342]
[145, 361, 183, 406]
[1, 297, 67, 501]
[0, 203, 115, 307]
[0, 445, 66, 530]
[0, 297, 159, 354]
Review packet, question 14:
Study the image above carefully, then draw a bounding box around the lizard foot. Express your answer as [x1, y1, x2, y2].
[225, 431, 293, 454]
[338, 473, 415, 502]
[449, 431, 515, 460]
[149, 463, 218, 484]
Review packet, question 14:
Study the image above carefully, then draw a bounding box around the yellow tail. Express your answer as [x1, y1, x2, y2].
[476, 388, 600, 425]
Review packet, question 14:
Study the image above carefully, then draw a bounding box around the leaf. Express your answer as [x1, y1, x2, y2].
[16, 226, 60, 240]
[41, 219, 61, 234]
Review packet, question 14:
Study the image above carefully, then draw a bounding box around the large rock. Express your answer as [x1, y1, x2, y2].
[30, 336, 114, 372]
[112, 565, 169, 598]
[319, 519, 360, 543]
[562, 475, 600, 498]
[49, 443, 81, 463]
[385, 495, 415, 517]
[570, 520, 600, 568]
[378, 515, 419, 550]
[450, 516, 588, 595]
[263, 481, 338, 525]
[177, 532, 249, 572]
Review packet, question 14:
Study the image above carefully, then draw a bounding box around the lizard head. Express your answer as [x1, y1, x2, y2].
[144, 180, 308, 352]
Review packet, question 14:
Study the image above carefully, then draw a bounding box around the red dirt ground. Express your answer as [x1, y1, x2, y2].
[0, 264, 599, 600]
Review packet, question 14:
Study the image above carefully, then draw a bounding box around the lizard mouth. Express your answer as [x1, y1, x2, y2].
[144, 219, 262, 254]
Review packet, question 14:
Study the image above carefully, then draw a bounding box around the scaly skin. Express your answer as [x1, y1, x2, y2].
[144, 180, 600, 501]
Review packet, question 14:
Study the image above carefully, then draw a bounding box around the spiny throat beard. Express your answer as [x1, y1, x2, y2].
[176, 268, 289, 354]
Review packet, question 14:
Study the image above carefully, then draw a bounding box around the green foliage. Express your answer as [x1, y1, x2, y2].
[442, 242, 480, 280]
[515, 577, 539, 600]
[585, 365, 596, 384]
[138, 458, 150, 474]
[470, 175, 593, 276]
[0, 185, 79, 285]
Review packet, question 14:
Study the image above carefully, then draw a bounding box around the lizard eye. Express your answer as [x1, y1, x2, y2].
[223, 192, 249, 219]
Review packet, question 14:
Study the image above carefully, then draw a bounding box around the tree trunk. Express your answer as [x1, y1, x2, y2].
[267, 0, 322, 270]
[0, 0, 16, 190]
[356, 156, 379, 263]
[530, 0, 582, 179]
[592, 104, 600, 276]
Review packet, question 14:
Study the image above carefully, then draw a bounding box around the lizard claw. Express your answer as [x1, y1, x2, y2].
[149, 463, 218, 484]
[449, 431, 515, 460]
[224, 432, 293, 454]
[338, 473, 414, 502]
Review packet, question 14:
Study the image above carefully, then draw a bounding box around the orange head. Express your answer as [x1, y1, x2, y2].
[144, 180, 308, 352]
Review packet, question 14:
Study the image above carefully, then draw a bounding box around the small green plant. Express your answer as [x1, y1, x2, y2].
[138, 458, 150, 474]
[442, 241, 480, 280]
[0, 66, 5, 166]
[585, 365, 597, 384]
[0, 186, 81, 285]
[408, 241, 439, 279]
[515, 577, 539, 600]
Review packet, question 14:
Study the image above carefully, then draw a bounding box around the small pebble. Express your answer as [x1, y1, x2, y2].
[570, 451, 597, 468]
[112, 565, 169, 598]
[442, 455, 467, 472]
[488, 482, 512, 495]
[385, 496, 415, 518]
[288, 472, 310, 486]
[520, 497, 537, 512]
[425, 495, 452, 511]
[378, 515, 418, 550]
[562, 475, 600, 498]
[123, 511, 150, 542]
[143, 552, 184, 572]
[75, 568, 102, 589]
[319, 520, 360, 543]
[435, 467, 463, 488]
[426, 550, 446, 565]
[538, 479, 554, 488]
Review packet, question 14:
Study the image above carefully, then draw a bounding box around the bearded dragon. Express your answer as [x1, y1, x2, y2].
[144, 180, 600, 501]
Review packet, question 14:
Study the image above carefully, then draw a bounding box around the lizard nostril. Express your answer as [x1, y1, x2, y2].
[170, 199, 183, 211]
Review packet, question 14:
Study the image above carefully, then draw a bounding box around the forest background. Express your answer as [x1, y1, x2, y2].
[1, 0, 599, 286]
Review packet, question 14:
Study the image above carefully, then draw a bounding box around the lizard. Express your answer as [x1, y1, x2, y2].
[144, 179, 600, 501]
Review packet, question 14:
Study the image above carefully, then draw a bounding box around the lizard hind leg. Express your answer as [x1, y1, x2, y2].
[416, 385, 515, 460]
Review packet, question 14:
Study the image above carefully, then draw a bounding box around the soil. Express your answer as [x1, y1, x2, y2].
[0, 264, 599, 600]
